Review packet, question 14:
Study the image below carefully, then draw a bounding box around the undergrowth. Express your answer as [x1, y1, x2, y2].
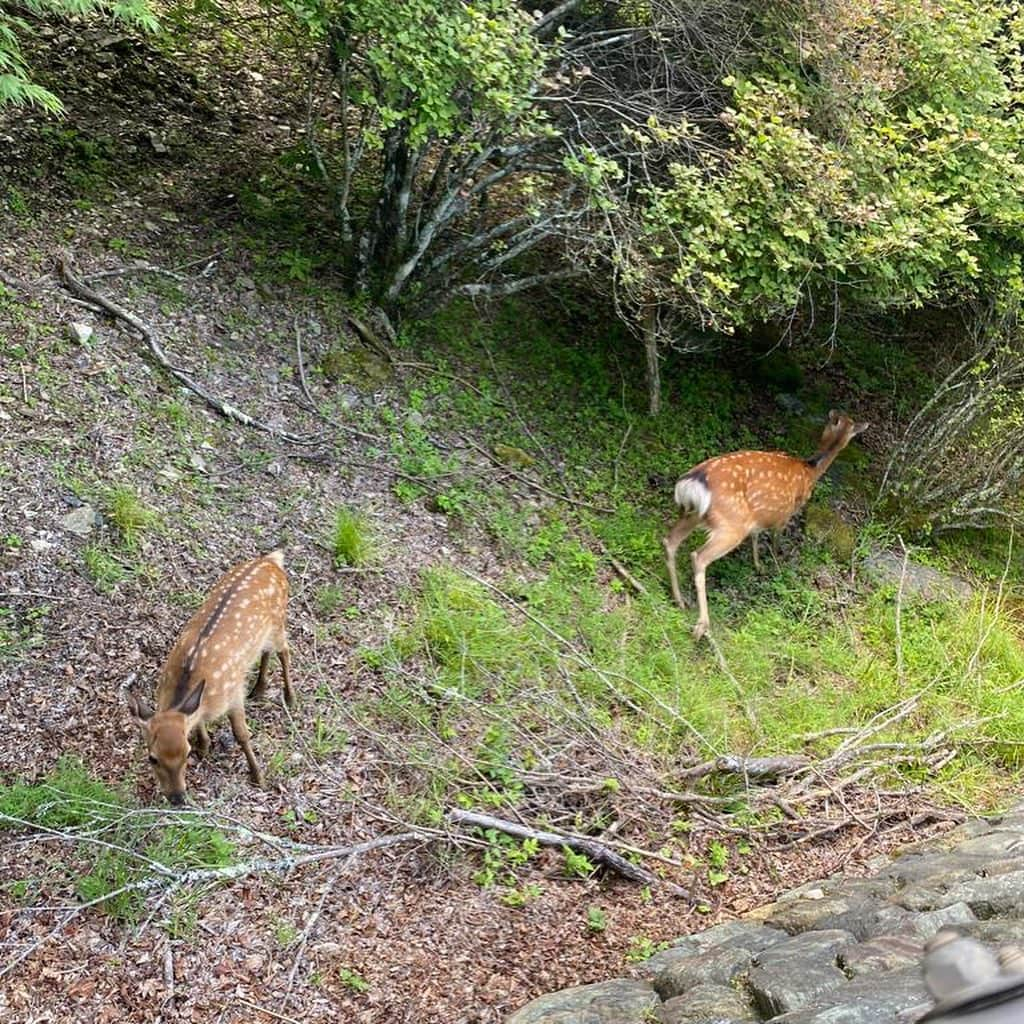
[346, 295, 1024, 829]
[0, 758, 234, 920]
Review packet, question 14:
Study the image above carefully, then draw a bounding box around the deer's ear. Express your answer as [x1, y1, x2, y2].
[852, 420, 870, 437]
[128, 694, 153, 722]
[827, 409, 840, 425]
[175, 679, 206, 716]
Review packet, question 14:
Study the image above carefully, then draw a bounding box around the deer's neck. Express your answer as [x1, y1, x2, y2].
[805, 441, 844, 482]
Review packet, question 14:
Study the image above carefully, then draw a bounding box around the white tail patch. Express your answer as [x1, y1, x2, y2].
[674, 476, 711, 518]
[266, 549, 285, 568]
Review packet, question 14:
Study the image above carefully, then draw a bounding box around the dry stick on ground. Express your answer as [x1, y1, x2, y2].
[459, 433, 615, 514]
[56, 255, 320, 446]
[678, 755, 813, 782]
[597, 539, 647, 595]
[293, 317, 383, 442]
[448, 809, 686, 895]
[0, 831, 432, 982]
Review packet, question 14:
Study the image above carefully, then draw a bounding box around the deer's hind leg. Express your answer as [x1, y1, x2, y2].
[692, 524, 749, 641]
[250, 651, 272, 700]
[663, 513, 700, 609]
[274, 628, 295, 708]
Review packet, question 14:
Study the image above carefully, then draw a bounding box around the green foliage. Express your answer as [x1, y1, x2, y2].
[286, 0, 544, 149]
[1, 0, 158, 111]
[561, 847, 596, 879]
[621, 0, 1024, 330]
[0, 759, 234, 921]
[330, 505, 373, 567]
[337, 967, 370, 993]
[101, 484, 159, 549]
[586, 906, 609, 932]
[626, 935, 671, 963]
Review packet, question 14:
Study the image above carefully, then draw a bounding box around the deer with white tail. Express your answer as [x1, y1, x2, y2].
[129, 549, 295, 804]
[664, 410, 869, 640]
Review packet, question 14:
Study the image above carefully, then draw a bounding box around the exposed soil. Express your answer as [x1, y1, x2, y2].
[0, 17, 961, 1024]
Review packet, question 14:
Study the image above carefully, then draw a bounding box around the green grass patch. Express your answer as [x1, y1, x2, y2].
[330, 506, 373, 567]
[0, 758, 235, 921]
[100, 484, 160, 548]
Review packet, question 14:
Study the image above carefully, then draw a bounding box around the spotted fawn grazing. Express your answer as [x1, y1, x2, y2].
[663, 411, 868, 640]
[129, 550, 294, 804]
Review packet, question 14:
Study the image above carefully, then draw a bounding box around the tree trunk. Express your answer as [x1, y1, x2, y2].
[644, 306, 661, 416]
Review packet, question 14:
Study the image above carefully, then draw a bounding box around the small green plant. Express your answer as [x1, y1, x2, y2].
[330, 506, 372, 567]
[82, 543, 132, 593]
[102, 485, 159, 548]
[338, 967, 370, 993]
[0, 759, 234, 921]
[315, 584, 347, 615]
[586, 906, 608, 932]
[562, 846, 596, 879]
[626, 935, 670, 963]
[273, 917, 298, 947]
[500, 882, 541, 907]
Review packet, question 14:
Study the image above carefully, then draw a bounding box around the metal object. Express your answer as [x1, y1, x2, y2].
[919, 930, 1024, 1023]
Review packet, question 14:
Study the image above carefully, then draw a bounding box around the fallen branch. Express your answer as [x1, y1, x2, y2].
[448, 808, 686, 894]
[293, 318, 382, 442]
[679, 755, 812, 782]
[597, 540, 647, 596]
[0, 829, 431, 982]
[459, 433, 615, 514]
[56, 255, 320, 447]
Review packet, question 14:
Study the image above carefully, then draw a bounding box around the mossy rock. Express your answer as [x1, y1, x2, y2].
[319, 342, 391, 386]
[804, 504, 857, 561]
[493, 443, 536, 469]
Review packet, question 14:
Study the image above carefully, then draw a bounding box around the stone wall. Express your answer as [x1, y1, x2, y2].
[507, 808, 1024, 1024]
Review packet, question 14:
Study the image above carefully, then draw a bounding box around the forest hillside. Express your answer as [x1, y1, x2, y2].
[2, 3, 1024, 1022]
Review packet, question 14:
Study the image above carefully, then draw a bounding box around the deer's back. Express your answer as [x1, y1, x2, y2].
[157, 554, 288, 719]
[699, 450, 814, 530]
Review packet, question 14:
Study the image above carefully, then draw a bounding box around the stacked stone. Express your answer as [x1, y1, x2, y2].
[508, 808, 1024, 1023]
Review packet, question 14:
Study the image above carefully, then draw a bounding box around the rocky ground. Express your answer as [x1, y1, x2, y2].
[511, 806, 1024, 1022]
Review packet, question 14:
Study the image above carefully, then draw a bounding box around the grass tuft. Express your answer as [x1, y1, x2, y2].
[101, 484, 159, 549]
[330, 506, 373, 567]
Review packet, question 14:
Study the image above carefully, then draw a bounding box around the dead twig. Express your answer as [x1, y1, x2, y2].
[597, 540, 647, 595]
[56, 255, 320, 447]
[459, 433, 615, 513]
[293, 317, 382, 442]
[448, 808, 686, 894]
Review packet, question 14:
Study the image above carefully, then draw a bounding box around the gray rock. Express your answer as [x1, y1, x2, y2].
[964, 920, 1024, 946]
[840, 932, 924, 978]
[954, 831, 1024, 859]
[59, 505, 99, 538]
[901, 902, 977, 940]
[689, 923, 789, 955]
[658, 983, 757, 1023]
[652, 945, 754, 1001]
[506, 980, 660, 1024]
[748, 930, 853, 1017]
[862, 549, 972, 601]
[69, 322, 94, 345]
[899, 870, 1024, 919]
[766, 896, 854, 936]
[769, 969, 931, 1023]
[753, 930, 855, 971]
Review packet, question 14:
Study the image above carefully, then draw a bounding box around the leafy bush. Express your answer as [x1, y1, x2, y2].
[611, 1, 1024, 332]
